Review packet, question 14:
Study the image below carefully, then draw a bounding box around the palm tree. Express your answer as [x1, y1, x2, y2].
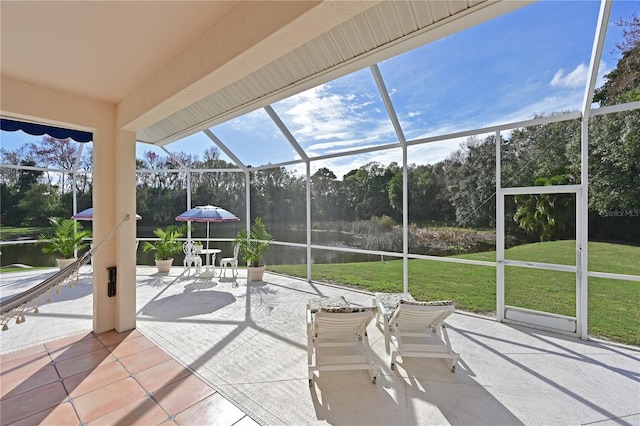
[142, 226, 183, 260]
[38, 217, 92, 259]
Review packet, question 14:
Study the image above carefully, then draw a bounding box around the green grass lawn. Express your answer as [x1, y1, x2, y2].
[269, 241, 640, 346]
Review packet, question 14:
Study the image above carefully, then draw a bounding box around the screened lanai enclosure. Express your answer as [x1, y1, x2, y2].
[1, 0, 639, 346]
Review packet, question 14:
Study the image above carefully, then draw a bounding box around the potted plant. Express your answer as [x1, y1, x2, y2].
[38, 217, 92, 270]
[142, 225, 183, 273]
[193, 241, 203, 253]
[234, 217, 272, 281]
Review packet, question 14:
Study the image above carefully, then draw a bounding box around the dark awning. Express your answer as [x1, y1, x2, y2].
[1, 118, 92, 143]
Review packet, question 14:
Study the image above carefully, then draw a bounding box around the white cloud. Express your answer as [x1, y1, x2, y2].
[550, 63, 589, 88]
[549, 61, 611, 90]
[276, 84, 396, 155]
[306, 136, 384, 153]
[505, 60, 612, 120]
[278, 86, 360, 141]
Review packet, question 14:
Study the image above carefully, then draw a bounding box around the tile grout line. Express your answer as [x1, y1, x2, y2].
[94, 331, 175, 424]
[138, 324, 267, 426]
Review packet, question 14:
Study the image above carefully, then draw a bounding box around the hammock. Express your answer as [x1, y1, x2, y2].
[0, 214, 134, 331]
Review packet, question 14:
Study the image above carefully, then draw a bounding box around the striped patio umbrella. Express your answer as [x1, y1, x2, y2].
[175, 205, 240, 249]
[72, 207, 142, 221]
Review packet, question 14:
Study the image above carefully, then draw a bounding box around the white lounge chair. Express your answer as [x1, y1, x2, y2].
[374, 292, 415, 354]
[219, 244, 239, 277]
[375, 293, 459, 372]
[307, 296, 379, 386]
[182, 240, 202, 276]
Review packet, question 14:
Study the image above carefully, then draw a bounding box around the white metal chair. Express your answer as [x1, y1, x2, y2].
[307, 296, 378, 386]
[183, 240, 202, 276]
[219, 244, 240, 277]
[376, 293, 459, 372]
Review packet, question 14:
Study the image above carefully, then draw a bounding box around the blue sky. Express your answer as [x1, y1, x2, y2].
[2, 0, 639, 179]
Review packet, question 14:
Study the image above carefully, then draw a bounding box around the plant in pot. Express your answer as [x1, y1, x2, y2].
[142, 225, 183, 273]
[38, 217, 92, 270]
[193, 241, 203, 253]
[234, 217, 272, 281]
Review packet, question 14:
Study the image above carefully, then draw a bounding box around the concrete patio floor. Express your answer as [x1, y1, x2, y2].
[1, 266, 639, 425]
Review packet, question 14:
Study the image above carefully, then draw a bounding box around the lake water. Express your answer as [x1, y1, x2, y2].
[0, 226, 495, 268]
[0, 229, 386, 268]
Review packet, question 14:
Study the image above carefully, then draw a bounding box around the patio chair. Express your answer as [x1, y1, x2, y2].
[374, 292, 415, 354]
[219, 244, 239, 277]
[375, 293, 459, 372]
[182, 240, 202, 276]
[307, 296, 379, 386]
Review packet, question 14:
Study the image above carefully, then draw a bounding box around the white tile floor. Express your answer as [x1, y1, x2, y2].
[1, 266, 639, 425]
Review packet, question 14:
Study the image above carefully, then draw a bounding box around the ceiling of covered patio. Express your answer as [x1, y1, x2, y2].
[0, 0, 528, 148]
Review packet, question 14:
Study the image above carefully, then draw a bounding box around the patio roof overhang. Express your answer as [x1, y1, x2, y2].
[0, 0, 530, 146]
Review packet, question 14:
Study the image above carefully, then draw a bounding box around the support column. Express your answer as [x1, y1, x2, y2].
[115, 130, 137, 332]
[92, 128, 137, 333]
[92, 127, 117, 333]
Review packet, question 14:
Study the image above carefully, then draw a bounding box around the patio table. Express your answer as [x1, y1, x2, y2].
[198, 248, 221, 278]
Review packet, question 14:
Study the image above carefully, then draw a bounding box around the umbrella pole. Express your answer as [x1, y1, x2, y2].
[206, 222, 210, 250]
